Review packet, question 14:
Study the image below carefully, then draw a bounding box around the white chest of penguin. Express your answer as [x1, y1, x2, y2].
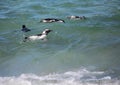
[29, 35, 47, 40]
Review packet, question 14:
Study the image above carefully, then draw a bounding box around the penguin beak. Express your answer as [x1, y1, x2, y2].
[62, 20, 65, 23]
[50, 30, 53, 32]
[47, 30, 53, 33]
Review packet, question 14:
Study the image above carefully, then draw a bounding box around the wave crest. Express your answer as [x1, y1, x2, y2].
[0, 68, 120, 85]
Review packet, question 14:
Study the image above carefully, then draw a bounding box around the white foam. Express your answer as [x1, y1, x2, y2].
[0, 76, 31, 85]
[0, 68, 120, 85]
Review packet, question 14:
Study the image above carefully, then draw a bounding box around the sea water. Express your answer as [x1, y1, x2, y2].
[0, 0, 120, 85]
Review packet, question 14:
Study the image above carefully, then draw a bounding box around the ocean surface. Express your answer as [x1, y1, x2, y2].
[0, 0, 120, 85]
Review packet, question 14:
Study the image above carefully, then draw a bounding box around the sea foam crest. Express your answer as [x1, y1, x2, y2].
[0, 68, 120, 85]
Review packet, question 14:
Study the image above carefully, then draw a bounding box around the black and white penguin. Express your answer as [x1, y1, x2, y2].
[67, 16, 86, 20]
[23, 29, 52, 42]
[21, 25, 31, 32]
[40, 18, 65, 23]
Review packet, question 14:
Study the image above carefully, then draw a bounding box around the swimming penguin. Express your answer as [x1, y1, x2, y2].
[23, 29, 52, 42]
[67, 16, 86, 20]
[21, 25, 31, 32]
[40, 18, 65, 23]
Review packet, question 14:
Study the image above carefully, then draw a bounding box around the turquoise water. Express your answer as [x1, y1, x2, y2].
[0, 0, 120, 85]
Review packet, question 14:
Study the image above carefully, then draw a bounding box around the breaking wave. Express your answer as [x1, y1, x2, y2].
[0, 68, 120, 85]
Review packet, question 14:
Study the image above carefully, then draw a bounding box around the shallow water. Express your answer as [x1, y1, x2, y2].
[0, 0, 120, 85]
